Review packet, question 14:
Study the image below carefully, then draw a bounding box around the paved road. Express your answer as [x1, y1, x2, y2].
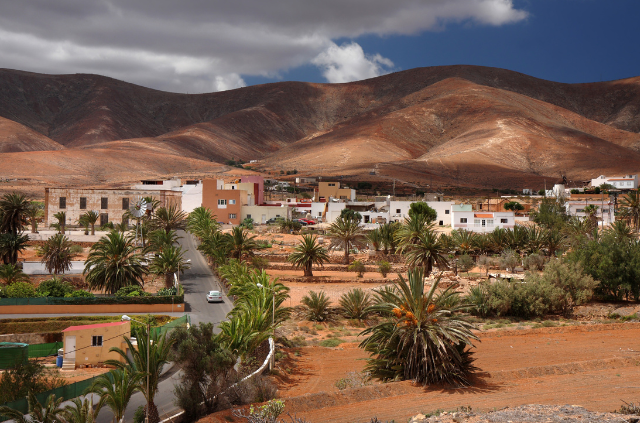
[95, 230, 232, 423]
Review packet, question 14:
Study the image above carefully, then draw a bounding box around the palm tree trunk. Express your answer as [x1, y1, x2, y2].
[165, 272, 173, 288]
[344, 242, 349, 264]
[304, 262, 313, 277]
[91, 223, 95, 236]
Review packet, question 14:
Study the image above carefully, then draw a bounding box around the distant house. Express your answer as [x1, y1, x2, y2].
[451, 205, 516, 232]
[317, 182, 355, 202]
[591, 175, 638, 190]
[61, 321, 131, 370]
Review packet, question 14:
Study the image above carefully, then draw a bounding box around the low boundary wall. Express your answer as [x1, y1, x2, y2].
[0, 303, 184, 315]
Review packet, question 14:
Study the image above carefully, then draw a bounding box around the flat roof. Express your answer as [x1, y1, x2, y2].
[63, 321, 127, 332]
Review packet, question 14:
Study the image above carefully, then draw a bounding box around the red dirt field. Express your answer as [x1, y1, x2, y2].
[201, 323, 640, 423]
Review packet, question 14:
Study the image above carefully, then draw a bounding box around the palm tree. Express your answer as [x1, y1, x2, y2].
[62, 397, 101, 423]
[217, 305, 272, 358]
[606, 220, 633, 242]
[543, 229, 565, 257]
[81, 211, 100, 236]
[38, 234, 77, 275]
[152, 203, 186, 232]
[360, 269, 478, 386]
[0, 192, 30, 236]
[366, 228, 383, 252]
[619, 190, 640, 231]
[328, 217, 365, 264]
[198, 230, 231, 267]
[403, 230, 449, 277]
[451, 230, 476, 255]
[53, 211, 66, 234]
[287, 234, 329, 277]
[0, 391, 65, 423]
[223, 226, 262, 261]
[379, 222, 400, 255]
[26, 202, 44, 234]
[525, 226, 547, 254]
[584, 204, 599, 228]
[149, 245, 190, 288]
[0, 232, 29, 265]
[488, 227, 509, 254]
[186, 207, 219, 240]
[227, 270, 291, 325]
[84, 231, 147, 294]
[395, 214, 433, 250]
[146, 229, 180, 254]
[105, 327, 174, 423]
[88, 369, 142, 423]
[0, 263, 30, 285]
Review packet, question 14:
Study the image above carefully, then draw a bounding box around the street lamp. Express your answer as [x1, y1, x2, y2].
[121, 314, 150, 423]
[256, 283, 275, 370]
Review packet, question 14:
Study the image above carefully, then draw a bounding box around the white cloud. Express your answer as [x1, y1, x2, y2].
[312, 42, 394, 83]
[0, 0, 528, 92]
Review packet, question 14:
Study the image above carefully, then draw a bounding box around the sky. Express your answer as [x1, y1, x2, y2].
[0, 0, 638, 93]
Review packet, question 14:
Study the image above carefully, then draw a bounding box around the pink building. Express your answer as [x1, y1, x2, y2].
[240, 175, 265, 205]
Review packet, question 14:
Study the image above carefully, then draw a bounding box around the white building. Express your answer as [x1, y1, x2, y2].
[565, 199, 614, 226]
[387, 201, 453, 226]
[241, 205, 290, 224]
[132, 178, 203, 214]
[591, 175, 638, 190]
[451, 205, 516, 233]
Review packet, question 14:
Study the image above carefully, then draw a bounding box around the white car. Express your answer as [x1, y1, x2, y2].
[206, 290, 223, 303]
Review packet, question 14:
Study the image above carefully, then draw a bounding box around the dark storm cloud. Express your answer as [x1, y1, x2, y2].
[0, 0, 527, 92]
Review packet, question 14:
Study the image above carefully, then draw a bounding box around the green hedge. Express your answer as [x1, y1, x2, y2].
[0, 294, 183, 306]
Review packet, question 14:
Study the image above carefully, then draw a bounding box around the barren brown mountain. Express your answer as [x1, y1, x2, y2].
[0, 66, 639, 189]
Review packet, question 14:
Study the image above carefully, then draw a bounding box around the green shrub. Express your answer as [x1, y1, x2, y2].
[157, 287, 177, 296]
[348, 260, 366, 277]
[319, 338, 343, 348]
[36, 278, 73, 297]
[339, 288, 373, 320]
[524, 253, 545, 271]
[240, 217, 254, 230]
[115, 285, 149, 297]
[457, 254, 475, 275]
[300, 290, 332, 322]
[6, 282, 37, 298]
[378, 261, 391, 278]
[69, 244, 84, 254]
[499, 250, 519, 272]
[64, 290, 95, 298]
[133, 406, 145, 423]
[467, 284, 489, 317]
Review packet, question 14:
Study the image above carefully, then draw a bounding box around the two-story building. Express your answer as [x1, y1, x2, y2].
[317, 182, 356, 202]
[451, 205, 516, 232]
[591, 175, 638, 190]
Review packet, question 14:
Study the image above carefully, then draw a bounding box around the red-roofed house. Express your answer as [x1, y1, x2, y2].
[62, 321, 131, 370]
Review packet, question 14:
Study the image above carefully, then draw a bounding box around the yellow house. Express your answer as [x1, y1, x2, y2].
[62, 321, 131, 370]
[317, 182, 356, 202]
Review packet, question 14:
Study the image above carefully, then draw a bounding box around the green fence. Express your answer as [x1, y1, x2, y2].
[151, 314, 190, 338]
[27, 342, 63, 358]
[0, 294, 183, 306]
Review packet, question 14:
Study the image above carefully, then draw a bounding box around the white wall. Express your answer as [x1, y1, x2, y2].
[388, 201, 453, 226]
[451, 210, 516, 233]
[179, 183, 203, 214]
[241, 206, 288, 224]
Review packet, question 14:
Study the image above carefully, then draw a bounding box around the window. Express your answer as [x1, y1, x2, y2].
[486, 219, 493, 226]
[439, 220, 443, 226]
[229, 213, 237, 219]
[122, 198, 129, 210]
[460, 218, 467, 223]
[445, 210, 450, 214]
[328, 183, 336, 187]
[79, 197, 86, 209]
[247, 214, 252, 219]
[92, 336, 103, 347]
[59, 197, 66, 209]
[101, 198, 108, 209]
[218, 199, 227, 208]
[576, 209, 584, 213]
[396, 209, 401, 214]
[100, 213, 108, 226]
[500, 218, 508, 224]
[229, 199, 236, 205]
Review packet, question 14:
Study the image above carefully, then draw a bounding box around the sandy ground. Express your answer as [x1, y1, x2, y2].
[202, 322, 640, 423]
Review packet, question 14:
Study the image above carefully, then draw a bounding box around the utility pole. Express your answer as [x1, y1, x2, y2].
[392, 179, 395, 199]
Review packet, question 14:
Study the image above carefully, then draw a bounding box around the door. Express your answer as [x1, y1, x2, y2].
[261, 214, 266, 224]
[65, 336, 76, 361]
[481, 219, 486, 228]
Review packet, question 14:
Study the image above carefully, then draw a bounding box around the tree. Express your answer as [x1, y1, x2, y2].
[38, 234, 77, 275]
[360, 269, 478, 386]
[26, 202, 44, 234]
[395, 214, 433, 249]
[300, 290, 332, 322]
[403, 229, 449, 277]
[0, 263, 29, 285]
[366, 228, 382, 252]
[339, 288, 374, 320]
[0, 360, 64, 404]
[451, 230, 476, 254]
[62, 397, 101, 423]
[287, 234, 329, 277]
[583, 204, 599, 228]
[53, 211, 66, 234]
[151, 203, 186, 232]
[531, 198, 569, 231]
[379, 222, 400, 255]
[84, 231, 147, 294]
[619, 190, 640, 231]
[408, 202, 437, 223]
[457, 254, 475, 276]
[149, 245, 190, 288]
[223, 226, 263, 261]
[36, 277, 73, 297]
[186, 207, 220, 240]
[339, 208, 362, 222]
[328, 217, 365, 264]
[146, 229, 180, 253]
[0, 232, 29, 265]
[504, 201, 524, 212]
[0, 392, 65, 423]
[171, 323, 235, 421]
[0, 193, 29, 236]
[198, 231, 231, 268]
[105, 326, 175, 423]
[89, 369, 142, 423]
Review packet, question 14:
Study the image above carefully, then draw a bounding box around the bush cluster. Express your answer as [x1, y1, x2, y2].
[467, 260, 596, 318]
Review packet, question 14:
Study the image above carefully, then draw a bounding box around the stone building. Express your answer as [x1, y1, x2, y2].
[44, 187, 182, 228]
